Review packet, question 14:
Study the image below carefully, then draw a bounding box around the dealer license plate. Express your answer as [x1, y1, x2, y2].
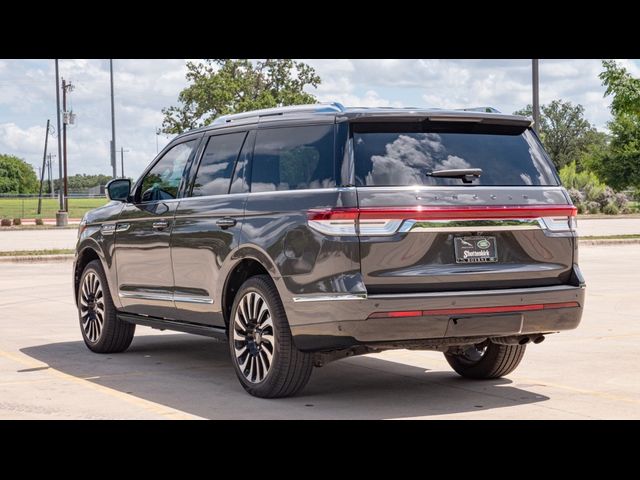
[454, 236, 498, 263]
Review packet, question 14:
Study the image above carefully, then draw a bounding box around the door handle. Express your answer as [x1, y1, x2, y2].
[216, 217, 237, 229]
[152, 220, 170, 230]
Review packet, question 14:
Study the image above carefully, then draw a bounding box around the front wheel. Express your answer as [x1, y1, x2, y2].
[444, 341, 526, 379]
[78, 260, 135, 353]
[229, 275, 313, 398]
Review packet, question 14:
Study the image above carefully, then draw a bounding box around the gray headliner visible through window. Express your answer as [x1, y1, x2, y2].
[353, 127, 558, 187]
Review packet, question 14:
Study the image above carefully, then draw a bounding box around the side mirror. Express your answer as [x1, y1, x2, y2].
[106, 178, 131, 202]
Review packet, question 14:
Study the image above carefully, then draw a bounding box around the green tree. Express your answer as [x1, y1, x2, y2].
[599, 60, 640, 116]
[0, 154, 39, 194]
[514, 100, 602, 169]
[53, 174, 113, 191]
[586, 61, 640, 190]
[162, 59, 321, 134]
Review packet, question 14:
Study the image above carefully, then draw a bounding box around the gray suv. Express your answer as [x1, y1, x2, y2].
[74, 103, 585, 398]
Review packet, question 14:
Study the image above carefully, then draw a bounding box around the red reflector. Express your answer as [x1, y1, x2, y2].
[422, 304, 543, 316]
[368, 310, 423, 319]
[543, 301, 580, 309]
[368, 302, 580, 319]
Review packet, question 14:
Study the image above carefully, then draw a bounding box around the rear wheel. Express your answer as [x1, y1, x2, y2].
[444, 341, 526, 379]
[78, 260, 135, 353]
[229, 275, 313, 398]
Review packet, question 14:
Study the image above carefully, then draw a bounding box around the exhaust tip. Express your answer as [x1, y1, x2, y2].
[533, 335, 545, 344]
[518, 336, 531, 345]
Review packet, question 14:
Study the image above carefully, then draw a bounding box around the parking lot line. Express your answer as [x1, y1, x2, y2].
[0, 348, 201, 420]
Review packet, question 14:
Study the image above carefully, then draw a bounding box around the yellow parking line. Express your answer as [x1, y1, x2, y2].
[516, 376, 640, 406]
[0, 349, 201, 420]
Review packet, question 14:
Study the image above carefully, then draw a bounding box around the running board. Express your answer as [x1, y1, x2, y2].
[118, 313, 227, 340]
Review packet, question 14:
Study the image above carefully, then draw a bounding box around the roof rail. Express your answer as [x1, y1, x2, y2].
[458, 106, 501, 113]
[213, 102, 345, 125]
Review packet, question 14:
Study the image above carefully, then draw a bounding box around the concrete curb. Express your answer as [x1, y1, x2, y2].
[0, 254, 74, 263]
[579, 238, 640, 246]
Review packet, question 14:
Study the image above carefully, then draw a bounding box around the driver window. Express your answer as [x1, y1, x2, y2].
[140, 140, 198, 202]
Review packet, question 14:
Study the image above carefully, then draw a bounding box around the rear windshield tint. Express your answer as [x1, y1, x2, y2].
[352, 123, 558, 187]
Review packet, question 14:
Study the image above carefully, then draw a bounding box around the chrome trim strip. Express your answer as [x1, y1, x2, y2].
[119, 291, 214, 304]
[292, 293, 367, 303]
[119, 291, 174, 302]
[248, 186, 356, 197]
[100, 224, 116, 235]
[399, 218, 542, 233]
[174, 295, 214, 305]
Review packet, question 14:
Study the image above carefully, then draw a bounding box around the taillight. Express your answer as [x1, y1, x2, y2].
[307, 205, 577, 236]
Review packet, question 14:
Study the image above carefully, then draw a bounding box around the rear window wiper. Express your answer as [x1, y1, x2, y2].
[426, 168, 482, 184]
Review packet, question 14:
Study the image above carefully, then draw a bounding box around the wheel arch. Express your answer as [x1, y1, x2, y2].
[73, 246, 103, 304]
[222, 257, 273, 329]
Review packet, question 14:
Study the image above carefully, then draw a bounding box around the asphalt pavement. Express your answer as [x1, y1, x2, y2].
[0, 244, 638, 419]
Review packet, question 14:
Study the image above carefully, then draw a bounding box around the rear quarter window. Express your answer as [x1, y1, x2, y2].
[251, 125, 335, 192]
[353, 123, 558, 187]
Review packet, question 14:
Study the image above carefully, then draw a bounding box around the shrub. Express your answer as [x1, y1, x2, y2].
[12, 218, 21, 226]
[35, 218, 44, 226]
[614, 192, 630, 210]
[567, 188, 584, 205]
[602, 202, 620, 215]
[1, 218, 11, 227]
[587, 201, 600, 214]
[576, 203, 586, 214]
[594, 186, 615, 209]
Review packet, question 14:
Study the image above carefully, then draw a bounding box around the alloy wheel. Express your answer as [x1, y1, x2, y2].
[232, 292, 275, 383]
[79, 272, 105, 343]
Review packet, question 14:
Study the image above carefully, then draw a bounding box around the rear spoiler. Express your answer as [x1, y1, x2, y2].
[347, 111, 533, 128]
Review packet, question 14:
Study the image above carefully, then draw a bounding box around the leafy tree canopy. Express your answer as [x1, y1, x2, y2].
[584, 61, 640, 190]
[162, 59, 321, 135]
[0, 154, 39, 194]
[514, 100, 603, 169]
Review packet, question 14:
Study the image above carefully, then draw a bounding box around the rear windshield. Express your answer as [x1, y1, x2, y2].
[352, 123, 558, 187]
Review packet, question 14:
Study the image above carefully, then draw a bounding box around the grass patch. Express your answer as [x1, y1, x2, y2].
[0, 197, 107, 219]
[0, 248, 75, 257]
[581, 234, 640, 240]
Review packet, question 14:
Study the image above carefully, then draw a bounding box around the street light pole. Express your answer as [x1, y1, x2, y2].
[532, 59, 540, 134]
[109, 59, 117, 179]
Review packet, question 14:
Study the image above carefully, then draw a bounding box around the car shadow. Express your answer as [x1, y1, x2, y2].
[21, 333, 548, 419]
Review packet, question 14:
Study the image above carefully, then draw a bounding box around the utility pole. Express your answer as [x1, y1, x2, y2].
[156, 128, 161, 154]
[37, 119, 50, 215]
[532, 59, 540, 134]
[54, 60, 64, 222]
[119, 147, 130, 178]
[62, 78, 74, 212]
[109, 59, 117, 178]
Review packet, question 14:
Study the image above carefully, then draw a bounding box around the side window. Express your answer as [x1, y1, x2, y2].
[230, 130, 255, 194]
[191, 132, 247, 197]
[251, 125, 335, 192]
[140, 140, 198, 202]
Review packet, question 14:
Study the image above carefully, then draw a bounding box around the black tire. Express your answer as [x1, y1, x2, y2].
[77, 259, 135, 353]
[228, 275, 313, 398]
[444, 342, 526, 379]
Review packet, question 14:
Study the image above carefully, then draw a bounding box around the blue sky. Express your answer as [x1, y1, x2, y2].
[1, 59, 639, 180]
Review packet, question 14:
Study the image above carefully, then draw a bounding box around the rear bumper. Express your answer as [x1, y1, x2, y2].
[288, 284, 585, 351]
